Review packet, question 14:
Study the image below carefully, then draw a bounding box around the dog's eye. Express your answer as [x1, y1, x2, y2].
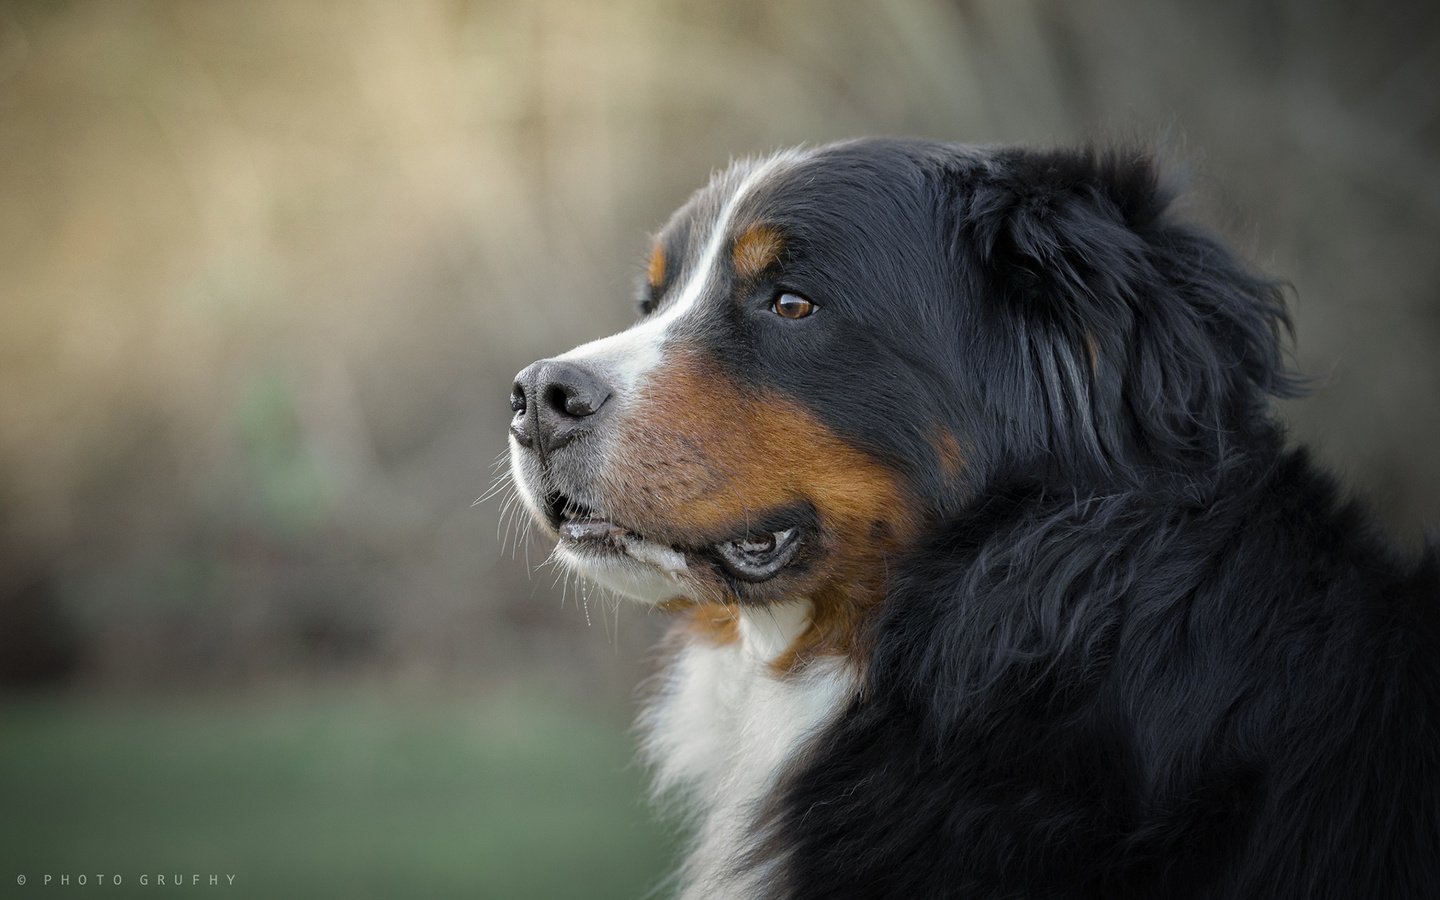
[771, 292, 815, 319]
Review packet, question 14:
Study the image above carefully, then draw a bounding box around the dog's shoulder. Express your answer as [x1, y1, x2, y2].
[756, 449, 1440, 898]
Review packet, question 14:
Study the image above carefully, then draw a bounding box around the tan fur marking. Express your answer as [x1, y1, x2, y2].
[1084, 331, 1100, 378]
[933, 426, 966, 480]
[731, 224, 784, 278]
[687, 602, 741, 645]
[598, 352, 922, 675]
[647, 243, 667, 288]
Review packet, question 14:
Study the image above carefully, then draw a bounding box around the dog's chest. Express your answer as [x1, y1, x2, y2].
[641, 601, 858, 896]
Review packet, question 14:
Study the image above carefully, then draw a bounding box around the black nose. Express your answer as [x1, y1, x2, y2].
[510, 359, 613, 456]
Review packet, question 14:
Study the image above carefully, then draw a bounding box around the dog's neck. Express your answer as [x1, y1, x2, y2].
[640, 600, 859, 898]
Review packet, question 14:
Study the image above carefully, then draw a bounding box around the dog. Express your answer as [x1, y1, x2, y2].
[505, 138, 1440, 899]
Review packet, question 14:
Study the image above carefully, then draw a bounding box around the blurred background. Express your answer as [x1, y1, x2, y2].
[1, 0, 1437, 896]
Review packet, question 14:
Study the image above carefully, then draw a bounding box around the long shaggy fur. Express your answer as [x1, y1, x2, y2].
[742, 145, 1440, 899]
[511, 139, 1440, 899]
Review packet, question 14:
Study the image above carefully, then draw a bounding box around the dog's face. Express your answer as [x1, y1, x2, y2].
[507, 139, 1289, 629]
[508, 142, 957, 618]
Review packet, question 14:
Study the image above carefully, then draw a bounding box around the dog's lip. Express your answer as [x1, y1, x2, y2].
[545, 491, 694, 575]
[542, 489, 814, 584]
[559, 518, 631, 542]
[546, 490, 660, 546]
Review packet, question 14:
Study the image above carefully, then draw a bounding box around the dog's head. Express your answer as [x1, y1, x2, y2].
[507, 139, 1291, 637]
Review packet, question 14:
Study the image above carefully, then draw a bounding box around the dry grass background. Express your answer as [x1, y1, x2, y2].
[1, 0, 1437, 692]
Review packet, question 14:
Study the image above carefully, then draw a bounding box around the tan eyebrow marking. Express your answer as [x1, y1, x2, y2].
[647, 243, 667, 288]
[731, 223, 785, 278]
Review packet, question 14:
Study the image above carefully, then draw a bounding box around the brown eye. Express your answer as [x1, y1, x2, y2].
[772, 292, 815, 319]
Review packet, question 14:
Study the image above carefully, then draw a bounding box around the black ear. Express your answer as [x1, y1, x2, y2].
[969, 147, 1166, 319]
[958, 147, 1296, 484]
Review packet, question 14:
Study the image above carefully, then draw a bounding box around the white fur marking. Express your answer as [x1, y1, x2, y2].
[642, 601, 858, 898]
[553, 150, 807, 399]
[554, 542, 688, 605]
[620, 534, 689, 573]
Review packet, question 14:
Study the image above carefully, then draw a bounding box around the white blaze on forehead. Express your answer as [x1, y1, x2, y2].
[553, 148, 807, 396]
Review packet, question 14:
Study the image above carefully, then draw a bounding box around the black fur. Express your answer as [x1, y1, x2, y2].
[726, 143, 1440, 898]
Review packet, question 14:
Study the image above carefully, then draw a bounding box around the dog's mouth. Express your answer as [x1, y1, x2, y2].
[544, 489, 804, 583]
[545, 490, 689, 574]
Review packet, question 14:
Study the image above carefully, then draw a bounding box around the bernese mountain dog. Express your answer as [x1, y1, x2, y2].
[505, 139, 1440, 899]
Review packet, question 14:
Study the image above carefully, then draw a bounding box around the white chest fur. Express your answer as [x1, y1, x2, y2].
[639, 601, 859, 898]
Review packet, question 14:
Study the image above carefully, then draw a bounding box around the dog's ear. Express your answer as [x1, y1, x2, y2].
[956, 147, 1296, 483]
[967, 148, 1164, 324]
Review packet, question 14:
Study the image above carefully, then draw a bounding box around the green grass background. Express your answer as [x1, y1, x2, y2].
[0, 689, 680, 898]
